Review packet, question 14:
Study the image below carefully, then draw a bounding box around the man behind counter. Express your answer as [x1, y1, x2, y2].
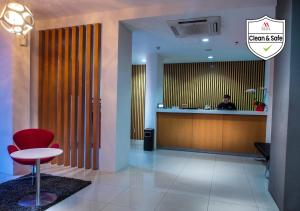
[217, 94, 237, 110]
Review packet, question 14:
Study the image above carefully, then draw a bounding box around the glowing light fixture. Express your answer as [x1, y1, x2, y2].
[0, 2, 34, 35]
[208, 56, 214, 59]
[202, 38, 209, 42]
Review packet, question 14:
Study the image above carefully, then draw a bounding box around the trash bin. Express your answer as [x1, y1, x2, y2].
[144, 128, 154, 151]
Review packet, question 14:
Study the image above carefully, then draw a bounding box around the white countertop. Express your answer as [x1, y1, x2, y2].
[157, 108, 267, 116]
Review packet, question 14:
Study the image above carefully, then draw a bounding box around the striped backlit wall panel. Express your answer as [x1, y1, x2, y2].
[38, 24, 101, 170]
[164, 61, 265, 110]
[131, 65, 146, 140]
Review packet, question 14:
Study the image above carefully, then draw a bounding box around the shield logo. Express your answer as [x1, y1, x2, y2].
[247, 16, 285, 60]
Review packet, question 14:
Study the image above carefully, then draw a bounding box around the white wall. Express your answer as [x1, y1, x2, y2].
[116, 23, 132, 170]
[145, 53, 164, 128]
[30, 32, 39, 128]
[0, 28, 14, 174]
[0, 29, 31, 175]
[98, 20, 119, 171]
[145, 53, 163, 148]
[98, 21, 132, 172]
[145, 54, 158, 129]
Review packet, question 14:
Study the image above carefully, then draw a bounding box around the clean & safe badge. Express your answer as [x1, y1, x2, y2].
[247, 16, 285, 60]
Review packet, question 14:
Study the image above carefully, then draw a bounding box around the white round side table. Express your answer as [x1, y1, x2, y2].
[10, 148, 63, 207]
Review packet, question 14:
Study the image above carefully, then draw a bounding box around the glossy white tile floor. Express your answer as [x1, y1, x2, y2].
[0, 144, 279, 211]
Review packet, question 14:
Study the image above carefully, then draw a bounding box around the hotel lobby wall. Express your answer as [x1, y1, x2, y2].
[31, 2, 276, 171]
[0, 28, 31, 175]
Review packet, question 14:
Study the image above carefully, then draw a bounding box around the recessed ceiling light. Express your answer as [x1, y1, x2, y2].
[141, 59, 147, 63]
[202, 38, 209, 42]
[208, 56, 214, 59]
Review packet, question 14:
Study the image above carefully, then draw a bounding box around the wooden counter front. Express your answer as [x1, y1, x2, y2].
[157, 112, 266, 154]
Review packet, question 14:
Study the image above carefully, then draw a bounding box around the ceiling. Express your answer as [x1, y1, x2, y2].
[0, 0, 276, 64]
[126, 5, 276, 64]
[5, 0, 217, 20]
[1, 0, 276, 20]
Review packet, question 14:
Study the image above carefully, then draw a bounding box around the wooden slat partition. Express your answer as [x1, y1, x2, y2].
[77, 26, 85, 168]
[50, 30, 57, 164]
[85, 25, 92, 169]
[49, 30, 57, 136]
[38, 31, 44, 130]
[41, 31, 50, 129]
[38, 24, 102, 169]
[57, 29, 64, 164]
[70, 26, 78, 167]
[131, 65, 146, 140]
[92, 24, 101, 170]
[63, 28, 70, 166]
[163, 61, 265, 110]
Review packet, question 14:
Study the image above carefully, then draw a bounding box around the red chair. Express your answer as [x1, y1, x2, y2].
[7, 129, 59, 184]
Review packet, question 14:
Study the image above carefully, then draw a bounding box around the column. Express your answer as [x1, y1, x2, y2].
[145, 53, 163, 147]
[99, 22, 132, 171]
[269, 0, 300, 210]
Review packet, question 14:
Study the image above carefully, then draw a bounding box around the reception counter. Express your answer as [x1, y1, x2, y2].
[156, 109, 267, 154]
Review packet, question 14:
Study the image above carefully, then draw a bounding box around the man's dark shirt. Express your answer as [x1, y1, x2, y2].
[217, 102, 237, 110]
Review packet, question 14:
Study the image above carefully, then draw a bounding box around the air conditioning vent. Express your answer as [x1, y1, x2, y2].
[167, 16, 221, 38]
[170, 26, 180, 37]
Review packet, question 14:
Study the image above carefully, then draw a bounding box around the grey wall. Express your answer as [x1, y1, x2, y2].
[269, 0, 300, 210]
[284, 0, 300, 210]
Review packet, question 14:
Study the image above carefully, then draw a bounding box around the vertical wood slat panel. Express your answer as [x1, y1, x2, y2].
[93, 24, 101, 170]
[163, 61, 265, 110]
[49, 30, 57, 134]
[70, 26, 78, 167]
[42, 31, 50, 130]
[38, 24, 101, 169]
[49, 30, 58, 164]
[85, 24, 92, 169]
[57, 29, 64, 165]
[131, 65, 146, 140]
[63, 28, 70, 166]
[77, 25, 85, 168]
[98, 26, 102, 150]
[38, 31, 44, 128]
